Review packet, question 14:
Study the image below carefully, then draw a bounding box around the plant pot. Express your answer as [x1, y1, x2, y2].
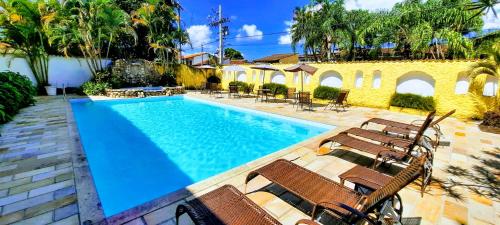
[45, 86, 57, 96]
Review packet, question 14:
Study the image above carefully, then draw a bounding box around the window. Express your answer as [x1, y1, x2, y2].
[372, 71, 381, 89]
[483, 75, 498, 96]
[355, 71, 363, 88]
[454, 75, 470, 95]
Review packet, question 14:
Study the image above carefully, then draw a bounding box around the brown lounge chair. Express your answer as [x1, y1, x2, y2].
[245, 156, 427, 224]
[361, 109, 456, 143]
[228, 85, 240, 98]
[337, 110, 436, 152]
[324, 89, 350, 111]
[175, 184, 318, 225]
[318, 111, 435, 165]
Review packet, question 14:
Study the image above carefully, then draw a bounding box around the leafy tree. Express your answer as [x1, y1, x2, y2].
[0, 0, 54, 92]
[224, 48, 244, 60]
[47, 0, 136, 77]
[131, 0, 189, 75]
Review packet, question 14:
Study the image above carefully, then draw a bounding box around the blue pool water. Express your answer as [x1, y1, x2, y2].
[70, 96, 332, 216]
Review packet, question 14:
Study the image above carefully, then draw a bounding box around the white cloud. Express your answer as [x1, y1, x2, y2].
[186, 25, 212, 49]
[344, 0, 402, 11]
[236, 24, 263, 41]
[482, 5, 500, 30]
[278, 21, 293, 45]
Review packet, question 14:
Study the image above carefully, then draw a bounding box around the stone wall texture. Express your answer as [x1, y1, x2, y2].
[221, 61, 499, 119]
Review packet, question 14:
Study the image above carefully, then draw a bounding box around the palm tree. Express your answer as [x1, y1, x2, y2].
[467, 0, 499, 18]
[468, 43, 499, 111]
[0, 0, 53, 93]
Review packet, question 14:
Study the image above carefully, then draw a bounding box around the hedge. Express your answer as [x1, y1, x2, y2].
[229, 81, 249, 92]
[390, 93, 435, 111]
[0, 71, 36, 124]
[313, 86, 340, 100]
[262, 83, 288, 95]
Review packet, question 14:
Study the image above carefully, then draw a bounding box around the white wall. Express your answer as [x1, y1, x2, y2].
[271, 72, 286, 84]
[0, 55, 110, 87]
[237, 72, 247, 82]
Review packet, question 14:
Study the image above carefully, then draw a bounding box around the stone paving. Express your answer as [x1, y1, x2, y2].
[0, 93, 498, 225]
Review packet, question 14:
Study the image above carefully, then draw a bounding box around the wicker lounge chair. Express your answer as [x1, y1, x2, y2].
[361, 109, 455, 143]
[339, 110, 436, 151]
[318, 111, 435, 165]
[324, 89, 350, 111]
[245, 157, 428, 224]
[175, 184, 319, 225]
[268, 88, 280, 103]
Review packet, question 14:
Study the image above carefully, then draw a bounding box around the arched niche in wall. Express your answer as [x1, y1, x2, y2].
[319, 71, 343, 88]
[454, 73, 470, 95]
[237, 71, 247, 82]
[270, 71, 286, 84]
[483, 75, 498, 97]
[372, 70, 382, 89]
[396, 71, 435, 96]
[355, 70, 363, 88]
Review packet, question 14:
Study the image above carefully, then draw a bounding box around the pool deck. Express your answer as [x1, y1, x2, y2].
[0, 93, 498, 225]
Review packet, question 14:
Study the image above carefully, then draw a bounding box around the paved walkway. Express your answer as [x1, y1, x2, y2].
[0, 94, 498, 225]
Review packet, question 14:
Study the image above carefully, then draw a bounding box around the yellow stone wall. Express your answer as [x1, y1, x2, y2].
[221, 61, 499, 119]
[176, 64, 221, 89]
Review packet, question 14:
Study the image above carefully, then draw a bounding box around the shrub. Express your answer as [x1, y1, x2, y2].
[390, 93, 435, 111]
[82, 82, 110, 96]
[482, 111, 500, 128]
[262, 83, 288, 95]
[313, 86, 340, 100]
[0, 71, 36, 124]
[229, 81, 249, 92]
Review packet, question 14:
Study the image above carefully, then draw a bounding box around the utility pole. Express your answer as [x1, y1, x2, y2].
[218, 5, 223, 65]
[209, 5, 229, 65]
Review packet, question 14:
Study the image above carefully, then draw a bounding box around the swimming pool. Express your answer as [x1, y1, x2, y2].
[71, 96, 333, 216]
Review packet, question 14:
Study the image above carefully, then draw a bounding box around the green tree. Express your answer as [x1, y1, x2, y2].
[131, 0, 189, 75]
[0, 0, 55, 93]
[47, 0, 136, 77]
[224, 48, 244, 60]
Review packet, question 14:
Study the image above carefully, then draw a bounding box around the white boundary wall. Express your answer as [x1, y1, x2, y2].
[0, 55, 111, 87]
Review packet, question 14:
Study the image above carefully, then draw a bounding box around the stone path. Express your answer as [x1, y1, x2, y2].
[0, 94, 498, 225]
[0, 97, 79, 225]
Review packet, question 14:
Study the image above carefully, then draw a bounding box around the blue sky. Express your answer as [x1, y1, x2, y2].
[180, 0, 500, 60]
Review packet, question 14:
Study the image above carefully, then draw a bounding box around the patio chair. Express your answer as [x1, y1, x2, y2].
[175, 185, 319, 225]
[361, 109, 455, 144]
[245, 156, 428, 224]
[200, 82, 209, 94]
[318, 111, 435, 166]
[286, 87, 297, 106]
[228, 85, 240, 98]
[244, 83, 255, 97]
[324, 89, 350, 111]
[268, 88, 279, 103]
[297, 91, 313, 111]
[210, 83, 222, 98]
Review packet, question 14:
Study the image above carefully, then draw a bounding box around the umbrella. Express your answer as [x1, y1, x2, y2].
[250, 64, 279, 84]
[284, 63, 318, 91]
[223, 65, 246, 82]
[195, 65, 216, 81]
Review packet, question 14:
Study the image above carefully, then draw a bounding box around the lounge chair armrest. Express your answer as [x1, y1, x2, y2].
[295, 219, 321, 225]
[314, 201, 378, 225]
